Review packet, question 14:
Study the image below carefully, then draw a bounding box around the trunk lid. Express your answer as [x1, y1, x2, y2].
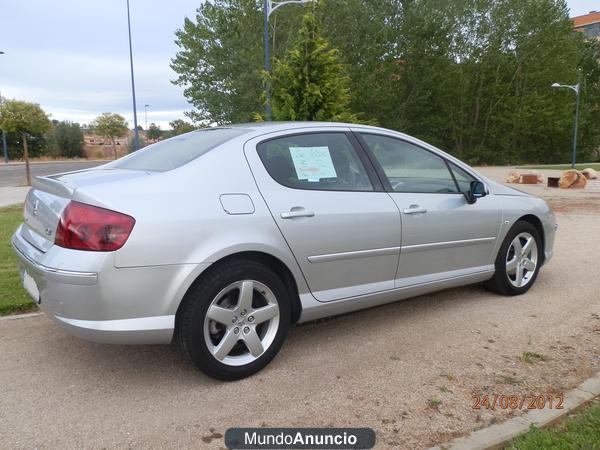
[22, 182, 72, 252]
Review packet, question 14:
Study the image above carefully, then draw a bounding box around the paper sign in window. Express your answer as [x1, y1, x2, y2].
[289, 146, 337, 182]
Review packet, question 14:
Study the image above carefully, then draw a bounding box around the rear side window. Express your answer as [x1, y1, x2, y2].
[257, 133, 373, 191]
[109, 128, 250, 172]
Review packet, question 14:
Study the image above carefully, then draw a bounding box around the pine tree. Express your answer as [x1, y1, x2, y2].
[265, 6, 367, 123]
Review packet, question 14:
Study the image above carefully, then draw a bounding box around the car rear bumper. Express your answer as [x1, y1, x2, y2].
[13, 239, 98, 286]
[51, 315, 175, 344]
[12, 225, 205, 344]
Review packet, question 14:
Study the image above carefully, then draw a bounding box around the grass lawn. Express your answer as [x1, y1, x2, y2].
[519, 163, 600, 171]
[0, 204, 36, 315]
[507, 400, 600, 449]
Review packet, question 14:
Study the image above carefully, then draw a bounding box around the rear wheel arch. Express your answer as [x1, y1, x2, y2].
[175, 251, 302, 335]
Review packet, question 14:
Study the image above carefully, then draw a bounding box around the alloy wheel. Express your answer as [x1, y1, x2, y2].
[203, 280, 280, 366]
[506, 232, 538, 288]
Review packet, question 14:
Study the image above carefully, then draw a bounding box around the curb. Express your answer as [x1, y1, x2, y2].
[0, 311, 43, 321]
[430, 373, 600, 450]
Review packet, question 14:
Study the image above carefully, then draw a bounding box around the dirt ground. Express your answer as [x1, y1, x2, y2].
[0, 167, 599, 449]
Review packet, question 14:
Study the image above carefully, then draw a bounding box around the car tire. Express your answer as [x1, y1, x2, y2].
[177, 259, 291, 381]
[486, 220, 542, 296]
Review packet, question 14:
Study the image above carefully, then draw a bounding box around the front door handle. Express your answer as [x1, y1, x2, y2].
[403, 205, 428, 215]
[281, 208, 315, 219]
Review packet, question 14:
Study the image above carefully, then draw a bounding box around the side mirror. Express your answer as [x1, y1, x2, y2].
[464, 181, 487, 204]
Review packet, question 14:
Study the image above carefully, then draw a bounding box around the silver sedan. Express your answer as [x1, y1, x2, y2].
[12, 123, 556, 380]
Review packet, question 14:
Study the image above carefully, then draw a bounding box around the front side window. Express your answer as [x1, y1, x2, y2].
[449, 162, 476, 192]
[360, 134, 458, 193]
[257, 133, 373, 191]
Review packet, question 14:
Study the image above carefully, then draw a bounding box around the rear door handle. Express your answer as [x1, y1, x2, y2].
[280, 208, 315, 219]
[403, 205, 428, 215]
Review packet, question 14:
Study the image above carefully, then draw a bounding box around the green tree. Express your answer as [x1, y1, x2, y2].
[0, 100, 51, 185]
[171, 0, 600, 164]
[384, 0, 600, 165]
[169, 119, 196, 135]
[91, 113, 129, 160]
[265, 7, 365, 122]
[146, 123, 162, 141]
[171, 0, 394, 124]
[3, 131, 49, 160]
[318, 0, 402, 127]
[171, 0, 264, 124]
[577, 38, 600, 161]
[45, 122, 59, 157]
[53, 121, 84, 158]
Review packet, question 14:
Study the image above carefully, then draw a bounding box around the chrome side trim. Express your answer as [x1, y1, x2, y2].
[55, 315, 174, 332]
[307, 246, 400, 263]
[12, 241, 98, 285]
[401, 237, 495, 254]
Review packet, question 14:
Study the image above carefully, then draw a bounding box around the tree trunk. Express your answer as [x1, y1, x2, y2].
[111, 137, 117, 160]
[23, 133, 31, 186]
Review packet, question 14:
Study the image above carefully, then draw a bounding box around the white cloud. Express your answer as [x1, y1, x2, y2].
[0, 50, 190, 129]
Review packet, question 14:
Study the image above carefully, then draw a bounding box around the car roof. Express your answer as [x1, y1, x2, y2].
[217, 121, 383, 135]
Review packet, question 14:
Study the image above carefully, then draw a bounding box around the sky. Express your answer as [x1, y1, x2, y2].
[0, 0, 598, 130]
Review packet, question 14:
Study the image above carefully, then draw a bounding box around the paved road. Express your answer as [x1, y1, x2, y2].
[0, 161, 105, 187]
[1, 208, 599, 449]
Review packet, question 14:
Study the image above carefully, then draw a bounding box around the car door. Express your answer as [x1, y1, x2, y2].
[244, 129, 401, 302]
[355, 131, 502, 287]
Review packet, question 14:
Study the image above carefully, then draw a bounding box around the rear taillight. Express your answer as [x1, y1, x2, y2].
[55, 201, 135, 251]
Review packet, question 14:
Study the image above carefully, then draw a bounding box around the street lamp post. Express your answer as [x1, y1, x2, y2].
[263, 0, 314, 121]
[126, 0, 139, 151]
[144, 104, 150, 132]
[0, 51, 7, 163]
[551, 77, 581, 169]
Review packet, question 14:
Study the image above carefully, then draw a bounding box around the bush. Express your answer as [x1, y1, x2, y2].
[53, 121, 84, 158]
[3, 130, 48, 159]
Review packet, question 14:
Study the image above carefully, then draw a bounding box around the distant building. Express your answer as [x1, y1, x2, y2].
[573, 10, 600, 39]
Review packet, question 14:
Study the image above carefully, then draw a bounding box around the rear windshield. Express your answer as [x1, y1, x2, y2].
[108, 127, 250, 172]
